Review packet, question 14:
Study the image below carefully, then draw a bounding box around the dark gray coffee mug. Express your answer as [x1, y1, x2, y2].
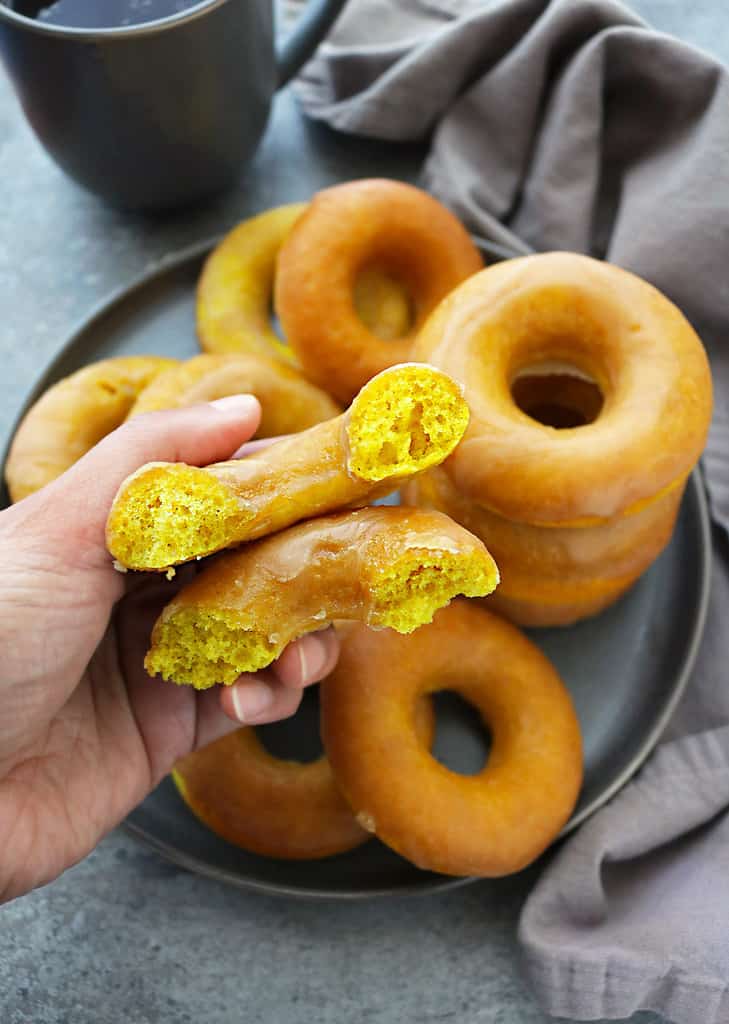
[0, 0, 346, 209]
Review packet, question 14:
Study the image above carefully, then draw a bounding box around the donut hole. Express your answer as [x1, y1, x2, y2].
[511, 364, 604, 429]
[268, 303, 287, 342]
[430, 691, 490, 776]
[353, 266, 414, 341]
[258, 686, 323, 764]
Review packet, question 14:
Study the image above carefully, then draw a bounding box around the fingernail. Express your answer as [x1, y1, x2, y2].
[210, 394, 260, 416]
[231, 680, 275, 723]
[297, 633, 329, 684]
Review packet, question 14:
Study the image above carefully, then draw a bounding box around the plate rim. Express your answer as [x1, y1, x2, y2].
[1, 238, 713, 900]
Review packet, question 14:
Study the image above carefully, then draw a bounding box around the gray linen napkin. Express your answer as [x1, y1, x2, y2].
[292, 1, 729, 1020]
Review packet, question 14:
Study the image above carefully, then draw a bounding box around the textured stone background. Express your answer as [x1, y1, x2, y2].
[0, 2, 726, 1023]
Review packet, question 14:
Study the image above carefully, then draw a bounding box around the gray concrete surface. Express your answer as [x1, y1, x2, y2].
[0, 2, 727, 1022]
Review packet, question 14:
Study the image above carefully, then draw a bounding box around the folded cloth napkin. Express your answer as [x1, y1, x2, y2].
[292, 2, 729, 1020]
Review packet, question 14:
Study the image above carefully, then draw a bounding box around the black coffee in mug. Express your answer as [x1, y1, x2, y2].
[6, 0, 202, 28]
[0, 0, 346, 209]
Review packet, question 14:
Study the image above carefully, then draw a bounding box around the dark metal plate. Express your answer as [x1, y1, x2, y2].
[1, 240, 711, 899]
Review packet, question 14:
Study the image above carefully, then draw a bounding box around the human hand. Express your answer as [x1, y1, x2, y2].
[0, 396, 339, 902]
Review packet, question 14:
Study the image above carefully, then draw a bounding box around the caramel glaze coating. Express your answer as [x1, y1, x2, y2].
[106, 363, 469, 573]
[485, 582, 637, 628]
[404, 468, 684, 627]
[196, 203, 306, 364]
[128, 352, 340, 430]
[172, 684, 436, 860]
[412, 252, 712, 524]
[275, 179, 483, 404]
[5, 355, 177, 503]
[320, 601, 583, 877]
[144, 506, 500, 689]
[405, 466, 684, 590]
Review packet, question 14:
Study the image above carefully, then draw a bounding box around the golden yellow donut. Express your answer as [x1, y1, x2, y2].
[197, 204, 305, 364]
[172, 689, 436, 860]
[407, 466, 684, 586]
[406, 466, 684, 627]
[145, 506, 500, 689]
[412, 252, 712, 525]
[5, 355, 177, 503]
[485, 581, 638, 629]
[320, 601, 583, 877]
[128, 352, 340, 434]
[196, 205, 413, 367]
[106, 363, 470, 573]
[275, 179, 484, 404]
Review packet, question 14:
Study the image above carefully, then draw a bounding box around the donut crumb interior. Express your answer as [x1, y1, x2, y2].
[370, 550, 499, 633]
[346, 365, 469, 482]
[145, 608, 279, 689]
[107, 464, 250, 571]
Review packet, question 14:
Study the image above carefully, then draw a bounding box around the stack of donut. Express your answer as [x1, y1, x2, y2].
[4, 178, 713, 879]
[196, 179, 712, 627]
[408, 254, 713, 626]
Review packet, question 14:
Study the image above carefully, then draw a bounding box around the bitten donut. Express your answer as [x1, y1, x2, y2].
[320, 601, 583, 877]
[128, 352, 340, 434]
[412, 252, 712, 525]
[172, 688, 436, 860]
[145, 506, 500, 689]
[107, 363, 470, 573]
[275, 179, 484, 403]
[5, 355, 177, 502]
[197, 204, 413, 367]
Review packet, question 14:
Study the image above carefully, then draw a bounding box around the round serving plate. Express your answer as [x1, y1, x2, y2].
[0, 238, 712, 900]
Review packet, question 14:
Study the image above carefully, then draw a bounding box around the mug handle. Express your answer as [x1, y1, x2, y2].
[276, 0, 348, 87]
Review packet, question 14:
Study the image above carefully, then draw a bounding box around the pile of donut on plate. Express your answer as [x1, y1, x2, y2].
[5, 179, 713, 879]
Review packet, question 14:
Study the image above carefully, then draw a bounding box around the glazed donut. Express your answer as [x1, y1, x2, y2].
[405, 466, 684, 627]
[144, 506, 500, 689]
[197, 204, 305, 364]
[128, 352, 340, 434]
[406, 464, 684, 627]
[412, 252, 712, 525]
[197, 204, 413, 367]
[106, 363, 470, 573]
[407, 467, 684, 585]
[275, 179, 483, 403]
[172, 688, 436, 860]
[5, 355, 177, 503]
[485, 582, 637, 629]
[320, 601, 583, 877]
